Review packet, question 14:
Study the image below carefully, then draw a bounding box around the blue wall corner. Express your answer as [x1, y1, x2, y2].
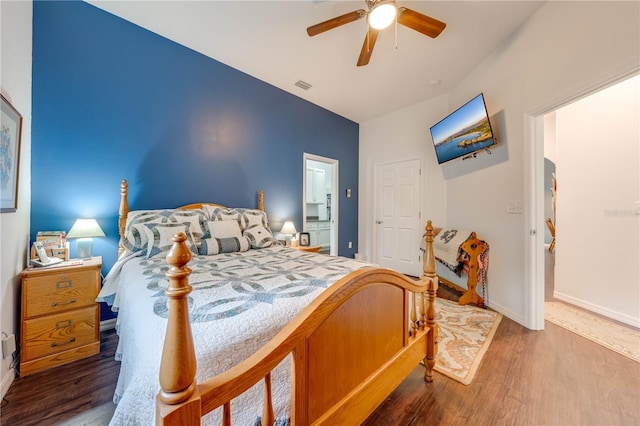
[32, 1, 360, 320]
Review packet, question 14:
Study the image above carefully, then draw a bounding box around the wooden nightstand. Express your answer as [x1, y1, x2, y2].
[294, 245, 322, 253]
[20, 257, 102, 376]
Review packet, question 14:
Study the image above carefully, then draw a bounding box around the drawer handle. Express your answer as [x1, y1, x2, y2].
[56, 280, 72, 289]
[51, 298, 76, 307]
[51, 337, 76, 348]
[56, 319, 72, 329]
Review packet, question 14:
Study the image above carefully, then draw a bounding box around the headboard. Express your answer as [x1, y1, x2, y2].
[117, 179, 264, 258]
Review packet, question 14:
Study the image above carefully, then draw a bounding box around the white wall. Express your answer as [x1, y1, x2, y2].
[359, 1, 640, 326]
[554, 75, 639, 326]
[0, 1, 32, 398]
[359, 94, 449, 272]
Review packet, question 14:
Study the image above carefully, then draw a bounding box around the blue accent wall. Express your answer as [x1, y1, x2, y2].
[32, 1, 359, 319]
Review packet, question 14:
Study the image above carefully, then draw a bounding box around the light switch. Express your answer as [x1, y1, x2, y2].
[507, 201, 523, 214]
[346, 188, 351, 198]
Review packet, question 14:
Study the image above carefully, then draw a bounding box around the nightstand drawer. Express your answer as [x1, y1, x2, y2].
[23, 270, 98, 318]
[22, 305, 98, 362]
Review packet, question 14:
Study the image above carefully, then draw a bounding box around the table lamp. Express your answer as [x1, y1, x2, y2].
[67, 218, 106, 259]
[280, 221, 297, 246]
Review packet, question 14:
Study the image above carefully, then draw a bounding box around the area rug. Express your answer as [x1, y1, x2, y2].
[433, 298, 502, 385]
[545, 301, 640, 363]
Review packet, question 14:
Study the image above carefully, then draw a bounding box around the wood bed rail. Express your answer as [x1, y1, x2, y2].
[156, 222, 439, 425]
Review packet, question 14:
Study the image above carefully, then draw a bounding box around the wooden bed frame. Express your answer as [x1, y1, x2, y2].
[116, 179, 439, 425]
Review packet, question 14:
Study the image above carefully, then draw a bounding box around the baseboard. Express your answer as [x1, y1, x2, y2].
[100, 318, 117, 332]
[487, 299, 526, 328]
[1, 367, 15, 399]
[552, 292, 640, 328]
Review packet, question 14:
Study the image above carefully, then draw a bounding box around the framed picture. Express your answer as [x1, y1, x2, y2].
[299, 232, 310, 247]
[1, 95, 23, 213]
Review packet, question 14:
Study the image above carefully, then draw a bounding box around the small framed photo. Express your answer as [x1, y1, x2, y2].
[1, 95, 23, 213]
[299, 232, 310, 247]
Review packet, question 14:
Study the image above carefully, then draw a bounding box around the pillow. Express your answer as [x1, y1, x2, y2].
[122, 209, 206, 255]
[237, 208, 269, 230]
[203, 220, 242, 239]
[143, 222, 198, 258]
[205, 206, 241, 224]
[205, 207, 270, 232]
[199, 236, 250, 255]
[243, 224, 274, 249]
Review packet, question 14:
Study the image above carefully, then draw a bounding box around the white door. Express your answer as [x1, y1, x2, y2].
[374, 159, 422, 275]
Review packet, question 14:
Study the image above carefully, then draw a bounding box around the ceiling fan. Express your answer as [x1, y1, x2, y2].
[306, 0, 446, 67]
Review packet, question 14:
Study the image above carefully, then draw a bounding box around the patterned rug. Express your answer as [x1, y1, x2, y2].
[545, 301, 640, 363]
[434, 298, 502, 385]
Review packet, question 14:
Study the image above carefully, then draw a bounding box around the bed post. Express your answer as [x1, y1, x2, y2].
[258, 190, 264, 212]
[118, 179, 129, 258]
[423, 221, 439, 382]
[156, 232, 201, 425]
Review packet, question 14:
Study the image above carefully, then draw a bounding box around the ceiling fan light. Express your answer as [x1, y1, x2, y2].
[368, 2, 397, 30]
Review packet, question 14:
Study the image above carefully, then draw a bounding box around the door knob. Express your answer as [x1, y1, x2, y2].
[376, 220, 383, 224]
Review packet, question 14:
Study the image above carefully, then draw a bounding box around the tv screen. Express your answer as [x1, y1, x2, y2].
[429, 93, 495, 164]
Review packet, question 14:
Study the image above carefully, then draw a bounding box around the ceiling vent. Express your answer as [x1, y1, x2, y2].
[295, 80, 312, 90]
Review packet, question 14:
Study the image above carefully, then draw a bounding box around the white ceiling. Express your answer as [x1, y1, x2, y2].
[87, 1, 545, 123]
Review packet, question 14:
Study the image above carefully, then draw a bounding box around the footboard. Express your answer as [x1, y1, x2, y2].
[157, 223, 439, 425]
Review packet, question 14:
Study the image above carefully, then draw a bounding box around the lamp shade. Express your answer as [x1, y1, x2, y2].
[67, 218, 105, 259]
[281, 221, 297, 235]
[66, 219, 106, 239]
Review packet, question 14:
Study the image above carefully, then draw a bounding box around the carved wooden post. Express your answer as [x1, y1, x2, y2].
[423, 221, 439, 382]
[411, 292, 418, 337]
[258, 190, 264, 212]
[157, 232, 201, 425]
[117, 180, 129, 258]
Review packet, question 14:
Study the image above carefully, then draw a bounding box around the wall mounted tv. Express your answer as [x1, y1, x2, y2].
[429, 93, 496, 164]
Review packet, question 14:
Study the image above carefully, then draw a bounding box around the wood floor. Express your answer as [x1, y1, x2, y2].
[2, 285, 639, 425]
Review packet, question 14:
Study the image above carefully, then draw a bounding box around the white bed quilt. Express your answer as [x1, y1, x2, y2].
[97, 246, 371, 425]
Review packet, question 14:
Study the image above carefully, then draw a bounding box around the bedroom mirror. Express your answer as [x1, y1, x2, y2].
[303, 153, 338, 255]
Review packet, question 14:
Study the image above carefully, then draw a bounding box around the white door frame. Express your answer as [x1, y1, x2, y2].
[524, 67, 639, 330]
[303, 153, 339, 256]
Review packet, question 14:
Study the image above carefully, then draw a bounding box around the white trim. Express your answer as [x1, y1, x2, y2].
[1, 368, 15, 399]
[100, 318, 117, 332]
[303, 153, 339, 256]
[524, 114, 546, 330]
[553, 292, 640, 329]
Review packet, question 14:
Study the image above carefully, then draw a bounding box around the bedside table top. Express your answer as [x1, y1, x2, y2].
[22, 256, 102, 277]
[294, 245, 322, 253]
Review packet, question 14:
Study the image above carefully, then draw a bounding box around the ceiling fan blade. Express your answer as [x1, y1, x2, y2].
[397, 7, 446, 38]
[357, 28, 380, 67]
[307, 9, 366, 37]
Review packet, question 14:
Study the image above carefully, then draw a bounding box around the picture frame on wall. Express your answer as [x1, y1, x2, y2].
[299, 232, 310, 247]
[1, 95, 23, 213]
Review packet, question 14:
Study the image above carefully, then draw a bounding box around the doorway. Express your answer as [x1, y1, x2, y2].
[303, 153, 338, 256]
[527, 72, 640, 330]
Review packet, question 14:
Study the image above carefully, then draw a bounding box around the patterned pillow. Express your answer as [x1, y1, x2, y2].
[205, 207, 270, 232]
[203, 220, 242, 239]
[199, 236, 251, 255]
[205, 206, 241, 224]
[122, 209, 206, 255]
[237, 208, 269, 230]
[143, 222, 198, 258]
[243, 224, 274, 249]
